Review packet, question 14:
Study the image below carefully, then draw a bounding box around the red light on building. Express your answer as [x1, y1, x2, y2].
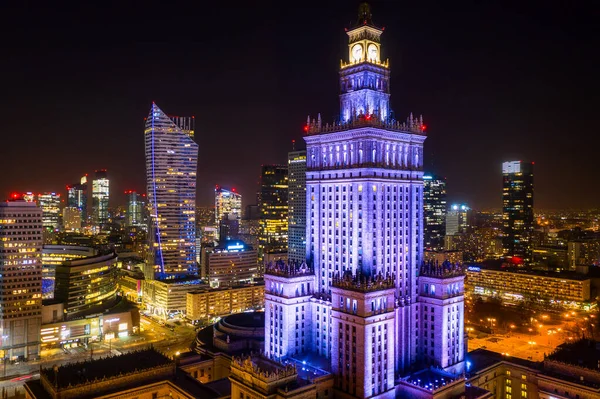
[365, 114, 371, 120]
[232, 188, 236, 192]
[421, 125, 427, 131]
[303, 125, 309, 132]
[10, 193, 20, 199]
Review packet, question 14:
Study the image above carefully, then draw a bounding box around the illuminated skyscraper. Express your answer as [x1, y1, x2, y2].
[446, 203, 471, 236]
[287, 150, 306, 264]
[214, 186, 242, 241]
[145, 103, 198, 279]
[37, 192, 61, 231]
[62, 206, 82, 231]
[126, 190, 144, 227]
[67, 175, 88, 222]
[502, 160, 534, 264]
[0, 198, 43, 360]
[423, 175, 447, 251]
[264, 5, 465, 398]
[92, 170, 109, 225]
[258, 165, 288, 261]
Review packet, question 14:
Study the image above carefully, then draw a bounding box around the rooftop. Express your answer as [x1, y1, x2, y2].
[331, 271, 395, 293]
[466, 349, 539, 375]
[405, 368, 462, 391]
[546, 339, 600, 370]
[264, 259, 313, 277]
[466, 262, 590, 281]
[222, 312, 265, 329]
[419, 260, 465, 279]
[305, 112, 425, 136]
[40, 348, 172, 390]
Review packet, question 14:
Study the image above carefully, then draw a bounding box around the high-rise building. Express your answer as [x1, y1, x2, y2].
[258, 165, 288, 261]
[502, 160, 534, 264]
[202, 240, 258, 288]
[214, 186, 242, 242]
[423, 175, 447, 251]
[92, 170, 110, 226]
[0, 198, 43, 360]
[145, 103, 198, 279]
[287, 151, 307, 265]
[62, 206, 82, 231]
[37, 192, 61, 231]
[446, 203, 471, 236]
[126, 190, 144, 227]
[67, 175, 88, 222]
[264, 6, 465, 399]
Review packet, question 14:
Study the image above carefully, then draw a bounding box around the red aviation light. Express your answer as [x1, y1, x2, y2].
[303, 125, 309, 133]
[421, 125, 427, 131]
[10, 192, 20, 200]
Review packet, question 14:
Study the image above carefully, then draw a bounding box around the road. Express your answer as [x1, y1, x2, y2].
[0, 315, 198, 397]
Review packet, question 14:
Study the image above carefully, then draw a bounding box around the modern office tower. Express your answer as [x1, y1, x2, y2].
[264, 6, 465, 399]
[423, 175, 447, 251]
[258, 165, 288, 262]
[67, 175, 88, 222]
[126, 190, 144, 227]
[502, 160, 534, 264]
[446, 204, 471, 236]
[41, 245, 95, 299]
[0, 198, 43, 360]
[218, 216, 239, 242]
[202, 240, 258, 287]
[287, 150, 307, 264]
[54, 250, 119, 319]
[92, 170, 110, 225]
[62, 206, 82, 231]
[145, 103, 198, 279]
[215, 186, 242, 242]
[37, 192, 61, 231]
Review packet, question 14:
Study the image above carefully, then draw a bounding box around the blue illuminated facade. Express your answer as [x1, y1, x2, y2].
[264, 5, 466, 398]
[144, 103, 198, 279]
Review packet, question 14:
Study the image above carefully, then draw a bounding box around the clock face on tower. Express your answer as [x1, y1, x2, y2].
[351, 44, 363, 62]
[367, 43, 378, 61]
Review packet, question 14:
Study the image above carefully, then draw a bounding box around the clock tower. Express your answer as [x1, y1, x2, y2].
[340, 3, 391, 122]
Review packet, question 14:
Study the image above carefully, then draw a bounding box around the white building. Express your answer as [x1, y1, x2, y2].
[0, 199, 43, 360]
[264, 6, 465, 398]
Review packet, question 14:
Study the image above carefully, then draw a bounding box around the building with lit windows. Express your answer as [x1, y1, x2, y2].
[145, 103, 198, 279]
[142, 278, 206, 319]
[67, 175, 88, 222]
[446, 203, 471, 236]
[502, 161, 534, 264]
[37, 192, 61, 231]
[186, 283, 265, 322]
[465, 264, 591, 308]
[423, 175, 447, 251]
[202, 241, 258, 288]
[0, 199, 43, 361]
[53, 250, 119, 319]
[258, 165, 288, 262]
[62, 206, 82, 231]
[92, 169, 110, 226]
[288, 150, 307, 264]
[263, 5, 466, 399]
[215, 186, 242, 242]
[125, 190, 144, 227]
[41, 245, 95, 299]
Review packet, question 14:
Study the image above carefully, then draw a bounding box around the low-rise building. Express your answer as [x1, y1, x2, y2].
[466, 264, 591, 308]
[186, 283, 265, 322]
[24, 348, 230, 399]
[143, 278, 207, 319]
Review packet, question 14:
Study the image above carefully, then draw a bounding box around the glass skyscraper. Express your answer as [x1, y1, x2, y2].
[145, 103, 198, 279]
[37, 192, 61, 231]
[92, 170, 109, 226]
[126, 190, 144, 227]
[258, 165, 288, 261]
[67, 175, 87, 222]
[502, 160, 534, 264]
[423, 175, 447, 251]
[287, 150, 306, 264]
[214, 186, 242, 241]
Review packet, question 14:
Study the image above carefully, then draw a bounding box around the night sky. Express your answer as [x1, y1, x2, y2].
[1, 1, 598, 210]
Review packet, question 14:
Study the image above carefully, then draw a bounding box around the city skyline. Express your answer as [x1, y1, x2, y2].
[1, 1, 598, 210]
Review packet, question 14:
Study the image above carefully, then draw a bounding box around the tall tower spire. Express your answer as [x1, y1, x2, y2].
[339, 3, 390, 122]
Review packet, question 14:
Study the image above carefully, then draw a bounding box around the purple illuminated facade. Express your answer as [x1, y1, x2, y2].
[264, 5, 465, 398]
